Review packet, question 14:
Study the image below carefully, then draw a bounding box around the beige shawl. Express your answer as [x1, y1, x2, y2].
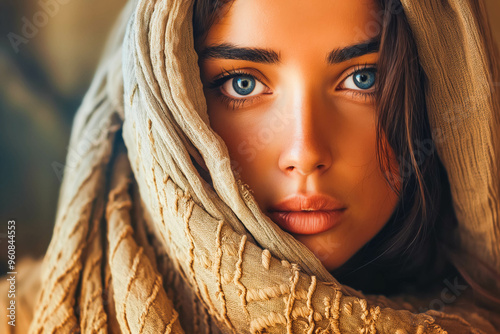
[20, 0, 500, 332]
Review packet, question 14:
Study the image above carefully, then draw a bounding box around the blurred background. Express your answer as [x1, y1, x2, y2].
[0, 0, 124, 272]
[0, 0, 499, 272]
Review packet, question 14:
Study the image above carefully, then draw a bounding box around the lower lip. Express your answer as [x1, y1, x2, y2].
[268, 209, 346, 235]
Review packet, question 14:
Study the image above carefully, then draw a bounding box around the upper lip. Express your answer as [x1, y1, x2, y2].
[269, 193, 346, 212]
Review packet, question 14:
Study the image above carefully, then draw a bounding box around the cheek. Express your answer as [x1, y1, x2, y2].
[333, 101, 379, 165]
[207, 103, 279, 198]
[339, 130, 399, 232]
[334, 103, 398, 207]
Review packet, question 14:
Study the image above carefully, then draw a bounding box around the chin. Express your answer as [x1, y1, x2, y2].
[293, 233, 351, 271]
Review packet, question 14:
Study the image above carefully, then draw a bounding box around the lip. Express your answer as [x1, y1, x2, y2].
[268, 194, 347, 235]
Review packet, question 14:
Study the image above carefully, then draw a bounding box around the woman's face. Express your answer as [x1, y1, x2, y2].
[196, 0, 400, 270]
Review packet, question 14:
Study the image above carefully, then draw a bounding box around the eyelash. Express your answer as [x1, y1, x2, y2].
[206, 67, 267, 110]
[206, 64, 377, 110]
[338, 63, 377, 101]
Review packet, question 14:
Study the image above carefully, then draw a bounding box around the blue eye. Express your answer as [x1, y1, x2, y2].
[206, 70, 269, 109]
[352, 69, 376, 90]
[232, 76, 256, 95]
[216, 72, 267, 99]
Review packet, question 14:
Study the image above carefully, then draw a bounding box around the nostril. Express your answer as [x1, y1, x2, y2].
[285, 164, 326, 175]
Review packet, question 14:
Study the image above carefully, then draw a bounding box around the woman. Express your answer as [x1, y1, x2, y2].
[4, 0, 500, 332]
[193, 0, 455, 294]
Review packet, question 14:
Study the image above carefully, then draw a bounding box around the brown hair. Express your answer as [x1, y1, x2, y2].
[192, 0, 457, 294]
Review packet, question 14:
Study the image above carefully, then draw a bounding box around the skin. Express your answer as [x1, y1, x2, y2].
[196, 0, 401, 271]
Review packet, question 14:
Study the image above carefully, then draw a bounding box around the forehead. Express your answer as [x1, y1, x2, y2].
[203, 0, 381, 51]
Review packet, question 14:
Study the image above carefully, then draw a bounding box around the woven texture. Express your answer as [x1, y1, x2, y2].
[15, 0, 500, 332]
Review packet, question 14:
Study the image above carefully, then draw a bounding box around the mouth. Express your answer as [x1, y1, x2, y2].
[268, 209, 346, 235]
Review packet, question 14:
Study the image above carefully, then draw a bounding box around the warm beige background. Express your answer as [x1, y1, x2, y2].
[0, 0, 498, 270]
[0, 0, 124, 269]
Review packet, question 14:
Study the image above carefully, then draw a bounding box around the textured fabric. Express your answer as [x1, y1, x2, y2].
[400, 0, 500, 304]
[7, 0, 500, 332]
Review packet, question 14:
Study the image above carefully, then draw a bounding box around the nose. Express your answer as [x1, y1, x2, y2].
[278, 92, 333, 177]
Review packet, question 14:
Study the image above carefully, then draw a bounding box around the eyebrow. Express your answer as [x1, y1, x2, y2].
[199, 43, 281, 64]
[326, 38, 380, 64]
[198, 38, 380, 65]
